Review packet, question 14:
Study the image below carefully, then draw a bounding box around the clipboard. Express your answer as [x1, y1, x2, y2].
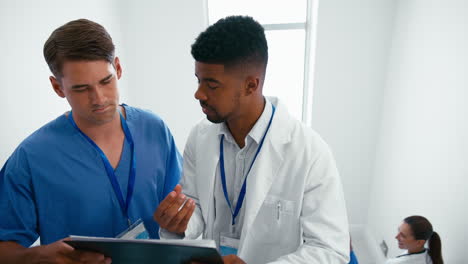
[65, 236, 223, 264]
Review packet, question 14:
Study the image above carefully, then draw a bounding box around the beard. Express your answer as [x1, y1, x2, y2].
[206, 114, 225, 124]
[200, 91, 240, 124]
[201, 102, 225, 124]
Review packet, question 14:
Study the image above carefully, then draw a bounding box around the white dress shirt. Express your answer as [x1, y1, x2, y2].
[212, 98, 273, 247]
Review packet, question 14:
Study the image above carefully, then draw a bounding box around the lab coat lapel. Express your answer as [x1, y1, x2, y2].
[197, 125, 221, 226]
[242, 139, 282, 231]
[238, 102, 291, 254]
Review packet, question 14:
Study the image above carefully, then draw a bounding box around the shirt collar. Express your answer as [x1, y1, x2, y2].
[217, 98, 273, 145]
[397, 249, 427, 258]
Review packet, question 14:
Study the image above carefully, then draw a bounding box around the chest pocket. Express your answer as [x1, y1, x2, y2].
[252, 195, 299, 246]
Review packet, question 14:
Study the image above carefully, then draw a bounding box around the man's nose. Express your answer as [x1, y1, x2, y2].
[194, 85, 207, 101]
[89, 86, 106, 105]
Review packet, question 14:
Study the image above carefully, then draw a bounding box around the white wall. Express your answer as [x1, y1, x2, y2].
[312, 0, 396, 225]
[4, 2, 465, 262]
[0, 0, 126, 164]
[0, 0, 206, 164]
[367, 1, 468, 263]
[117, 0, 206, 151]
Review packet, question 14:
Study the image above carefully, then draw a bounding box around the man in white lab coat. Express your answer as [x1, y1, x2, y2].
[154, 16, 350, 264]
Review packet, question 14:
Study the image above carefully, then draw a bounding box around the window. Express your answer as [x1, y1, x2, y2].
[207, 0, 318, 124]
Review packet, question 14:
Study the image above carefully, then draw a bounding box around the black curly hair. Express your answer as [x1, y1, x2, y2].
[191, 16, 268, 73]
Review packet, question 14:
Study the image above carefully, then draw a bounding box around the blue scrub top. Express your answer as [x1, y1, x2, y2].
[0, 105, 182, 247]
[349, 250, 359, 264]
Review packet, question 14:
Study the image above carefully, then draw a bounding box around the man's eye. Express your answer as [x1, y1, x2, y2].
[207, 82, 219, 90]
[74, 88, 87, 92]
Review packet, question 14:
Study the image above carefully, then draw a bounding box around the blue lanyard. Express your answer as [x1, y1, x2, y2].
[219, 104, 276, 225]
[68, 111, 136, 226]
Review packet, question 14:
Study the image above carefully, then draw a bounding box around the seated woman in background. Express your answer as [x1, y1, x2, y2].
[386, 215, 443, 264]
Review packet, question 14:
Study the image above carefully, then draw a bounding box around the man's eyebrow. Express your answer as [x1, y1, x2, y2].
[70, 74, 114, 90]
[202, 78, 221, 84]
[100, 74, 113, 83]
[195, 74, 221, 84]
[71, 84, 89, 89]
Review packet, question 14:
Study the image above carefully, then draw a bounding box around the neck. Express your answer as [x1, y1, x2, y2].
[226, 96, 265, 148]
[408, 247, 425, 254]
[72, 109, 123, 144]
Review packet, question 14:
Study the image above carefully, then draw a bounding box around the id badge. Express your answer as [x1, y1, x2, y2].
[116, 219, 149, 239]
[220, 232, 240, 256]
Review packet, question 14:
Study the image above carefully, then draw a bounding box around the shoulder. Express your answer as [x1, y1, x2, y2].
[123, 104, 167, 129]
[123, 104, 176, 140]
[19, 114, 71, 151]
[273, 99, 332, 156]
[385, 255, 417, 264]
[185, 117, 219, 142]
[4, 114, 69, 171]
[385, 251, 429, 264]
[193, 118, 216, 133]
[122, 105, 178, 151]
[293, 122, 331, 152]
[182, 118, 219, 156]
[269, 99, 339, 183]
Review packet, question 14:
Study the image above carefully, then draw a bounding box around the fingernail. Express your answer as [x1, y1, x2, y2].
[180, 194, 186, 200]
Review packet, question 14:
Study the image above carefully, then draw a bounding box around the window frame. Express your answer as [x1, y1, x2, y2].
[204, 0, 318, 126]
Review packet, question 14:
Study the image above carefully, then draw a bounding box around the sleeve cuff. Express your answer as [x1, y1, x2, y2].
[158, 228, 185, 240]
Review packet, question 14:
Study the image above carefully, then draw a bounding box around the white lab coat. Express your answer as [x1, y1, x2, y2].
[179, 97, 349, 263]
[385, 250, 432, 264]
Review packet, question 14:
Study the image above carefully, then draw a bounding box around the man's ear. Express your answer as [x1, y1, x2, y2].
[50, 76, 65, 98]
[114, 57, 122, 79]
[244, 76, 259, 95]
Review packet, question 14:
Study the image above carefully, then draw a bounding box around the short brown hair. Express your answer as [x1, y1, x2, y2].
[43, 19, 115, 77]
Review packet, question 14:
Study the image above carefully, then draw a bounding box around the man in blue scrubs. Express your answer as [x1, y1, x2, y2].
[0, 19, 182, 263]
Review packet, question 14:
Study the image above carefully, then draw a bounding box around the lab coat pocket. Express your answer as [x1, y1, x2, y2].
[254, 195, 297, 245]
